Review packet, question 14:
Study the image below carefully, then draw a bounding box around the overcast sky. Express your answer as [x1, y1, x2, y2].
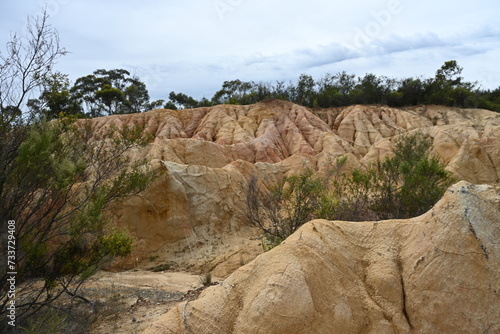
[1, 0, 499, 101]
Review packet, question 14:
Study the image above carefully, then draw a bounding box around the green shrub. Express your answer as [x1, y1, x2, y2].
[246, 132, 454, 246]
[337, 132, 454, 220]
[366, 132, 453, 219]
[0, 118, 157, 325]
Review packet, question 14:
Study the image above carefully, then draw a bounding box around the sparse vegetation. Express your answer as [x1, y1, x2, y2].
[199, 272, 213, 287]
[20, 308, 69, 334]
[246, 132, 454, 248]
[0, 116, 157, 329]
[148, 254, 160, 262]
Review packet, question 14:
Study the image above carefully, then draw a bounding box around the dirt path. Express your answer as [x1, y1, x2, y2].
[81, 235, 262, 333]
[86, 270, 204, 333]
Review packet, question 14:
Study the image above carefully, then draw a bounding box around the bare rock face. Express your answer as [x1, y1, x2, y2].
[144, 181, 500, 334]
[333, 105, 433, 155]
[111, 159, 282, 268]
[84, 101, 500, 268]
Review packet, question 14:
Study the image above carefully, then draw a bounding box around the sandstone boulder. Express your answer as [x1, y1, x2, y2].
[145, 181, 500, 334]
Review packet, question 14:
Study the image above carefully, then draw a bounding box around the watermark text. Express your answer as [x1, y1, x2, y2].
[6, 220, 17, 328]
[213, 0, 244, 21]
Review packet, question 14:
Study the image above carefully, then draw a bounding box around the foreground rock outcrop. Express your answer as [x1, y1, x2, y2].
[144, 181, 500, 334]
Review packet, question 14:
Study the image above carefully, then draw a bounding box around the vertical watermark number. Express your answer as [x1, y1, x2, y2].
[6, 220, 16, 328]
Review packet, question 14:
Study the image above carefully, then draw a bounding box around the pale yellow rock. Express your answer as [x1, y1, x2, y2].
[144, 182, 500, 334]
[334, 105, 432, 155]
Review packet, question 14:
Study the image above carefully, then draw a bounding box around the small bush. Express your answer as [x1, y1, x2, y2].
[199, 272, 212, 287]
[357, 132, 453, 219]
[20, 308, 68, 334]
[246, 168, 332, 243]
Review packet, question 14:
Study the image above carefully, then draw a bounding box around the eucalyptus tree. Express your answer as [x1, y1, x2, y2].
[71, 69, 150, 117]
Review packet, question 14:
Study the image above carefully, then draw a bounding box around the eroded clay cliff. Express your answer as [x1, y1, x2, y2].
[77, 101, 500, 332]
[89, 101, 500, 268]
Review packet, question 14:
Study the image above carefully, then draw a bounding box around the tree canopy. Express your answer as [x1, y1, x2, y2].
[8, 59, 500, 122]
[162, 61, 499, 112]
[70, 69, 150, 117]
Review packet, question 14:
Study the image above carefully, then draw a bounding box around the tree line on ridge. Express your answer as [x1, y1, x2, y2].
[6, 61, 500, 122]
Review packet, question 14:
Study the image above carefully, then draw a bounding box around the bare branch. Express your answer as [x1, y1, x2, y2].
[0, 8, 67, 121]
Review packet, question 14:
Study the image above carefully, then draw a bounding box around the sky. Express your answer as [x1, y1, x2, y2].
[1, 0, 500, 101]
